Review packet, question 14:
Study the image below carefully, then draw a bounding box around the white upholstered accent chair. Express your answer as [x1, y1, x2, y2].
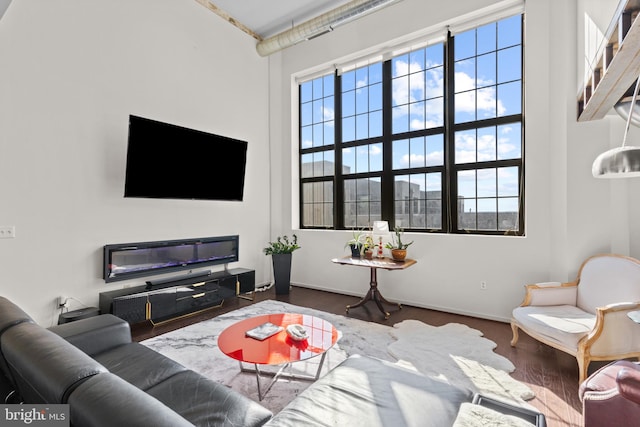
[511, 254, 640, 383]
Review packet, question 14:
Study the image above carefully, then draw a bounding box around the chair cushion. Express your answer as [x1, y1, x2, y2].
[577, 255, 640, 314]
[512, 305, 595, 350]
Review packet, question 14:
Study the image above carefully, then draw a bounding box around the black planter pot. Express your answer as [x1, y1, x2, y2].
[272, 253, 292, 295]
[349, 243, 362, 258]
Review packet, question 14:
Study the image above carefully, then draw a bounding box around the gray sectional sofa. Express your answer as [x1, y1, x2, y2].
[0, 296, 271, 426]
[0, 296, 476, 426]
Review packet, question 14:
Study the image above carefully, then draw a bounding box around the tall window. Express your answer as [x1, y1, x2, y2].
[299, 15, 524, 235]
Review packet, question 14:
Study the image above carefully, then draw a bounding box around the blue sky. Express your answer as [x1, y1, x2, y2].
[301, 15, 522, 215]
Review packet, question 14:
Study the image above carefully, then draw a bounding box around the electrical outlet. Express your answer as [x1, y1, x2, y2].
[0, 226, 15, 239]
[480, 281, 487, 290]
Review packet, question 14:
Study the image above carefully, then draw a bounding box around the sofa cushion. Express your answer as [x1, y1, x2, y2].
[265, 354, 472, 427]
[512, 305, 595, 350]
[1, 322, 106, 403]
[93, 342, 187, 391]
[69, 372, 193, 427]
[147, 370, 272, 427]
[49, 314, 132, 356]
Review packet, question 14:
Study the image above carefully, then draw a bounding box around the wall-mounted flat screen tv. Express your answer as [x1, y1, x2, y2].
[104, 235, 239, 283]
[124, 115, 247, 201]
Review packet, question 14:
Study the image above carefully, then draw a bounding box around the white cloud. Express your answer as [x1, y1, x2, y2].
[356, 145, 382, 156]
[357, 76, 368, 88]
[477, 133, 496, 161]
[410, 118, 424, 130]
[398, 151, 443, 168]
[455, 69, 475, 92]
[454, 132, 477, 163]
[392, 59, 427, 106]
[454, 79, 506, 118]
[401, 153, 425, 167]
[323, 106, 335, 122]
[497, 137, 517, 157]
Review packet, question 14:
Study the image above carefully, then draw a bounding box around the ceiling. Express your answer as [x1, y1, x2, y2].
[208, 0, 352, 40]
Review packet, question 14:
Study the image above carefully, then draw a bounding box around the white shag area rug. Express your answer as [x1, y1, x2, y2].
[389, 320, 535, 404]
[141, 300, 534, 416]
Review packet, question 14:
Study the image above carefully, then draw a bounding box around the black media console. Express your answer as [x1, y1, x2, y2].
[99, 268, 254, 325]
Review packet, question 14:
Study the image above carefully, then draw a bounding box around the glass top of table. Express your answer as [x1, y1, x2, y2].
[217, 313, 338, 365]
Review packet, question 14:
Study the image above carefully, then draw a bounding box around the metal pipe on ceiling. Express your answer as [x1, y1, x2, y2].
[256, 0, 404, 57]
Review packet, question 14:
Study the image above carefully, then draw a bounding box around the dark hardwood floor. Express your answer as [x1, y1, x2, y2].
[131, 286, 588, 427]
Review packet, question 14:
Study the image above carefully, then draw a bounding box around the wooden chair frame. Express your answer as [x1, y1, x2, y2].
[511, 254, 640, 383]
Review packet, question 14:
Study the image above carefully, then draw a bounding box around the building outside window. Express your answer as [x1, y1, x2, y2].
[299, 14, 523, 235]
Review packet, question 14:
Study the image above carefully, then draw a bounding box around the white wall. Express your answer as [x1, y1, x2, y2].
[0, 0, 633, 326]
[0, 0, 271, 325]
[269, 0, 634, 322]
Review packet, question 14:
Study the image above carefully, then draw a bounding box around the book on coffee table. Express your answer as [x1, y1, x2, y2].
[245, 322, 283, 341]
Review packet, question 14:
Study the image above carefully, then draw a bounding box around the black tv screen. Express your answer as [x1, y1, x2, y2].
[124, 115, 247, 201]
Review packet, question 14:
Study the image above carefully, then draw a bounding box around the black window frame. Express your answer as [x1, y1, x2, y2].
[299, 15, 524, 235]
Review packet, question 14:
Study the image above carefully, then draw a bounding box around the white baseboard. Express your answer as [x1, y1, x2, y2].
[290, 282, 511, 324]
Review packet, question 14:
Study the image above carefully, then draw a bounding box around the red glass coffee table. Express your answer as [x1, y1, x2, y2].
[217, 313, 338, 400]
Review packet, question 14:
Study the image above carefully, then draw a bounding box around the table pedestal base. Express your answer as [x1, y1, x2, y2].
[345, 266, 402, 320]
[239, 352, 328, 400]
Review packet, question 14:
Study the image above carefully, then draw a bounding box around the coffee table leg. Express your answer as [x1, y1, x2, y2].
[254, 363, 263, 400]
[239, 354, 329, 401]
[314, 352, 328, 380]
[247, 362, 291, 401]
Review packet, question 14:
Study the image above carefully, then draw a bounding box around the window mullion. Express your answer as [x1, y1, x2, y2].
[334, 70, 344, 229]
[381, 60, 394, 228]
[445, 31, 456, 233]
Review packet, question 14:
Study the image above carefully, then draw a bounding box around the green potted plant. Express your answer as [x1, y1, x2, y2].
[362, 234, 375, 259]
[385, 227, 413, 261]
[264, 235, 300, 295]
[344, 228, 366, 258]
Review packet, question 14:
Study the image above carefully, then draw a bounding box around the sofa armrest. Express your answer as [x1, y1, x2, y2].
[520, 282, 578, 306]
[48, 314, 131, 356]
[2, 322, 107, 403]
[582, 302, 640, 356]
[618, 366, 640, 405]
[0, 297, 34, 337]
